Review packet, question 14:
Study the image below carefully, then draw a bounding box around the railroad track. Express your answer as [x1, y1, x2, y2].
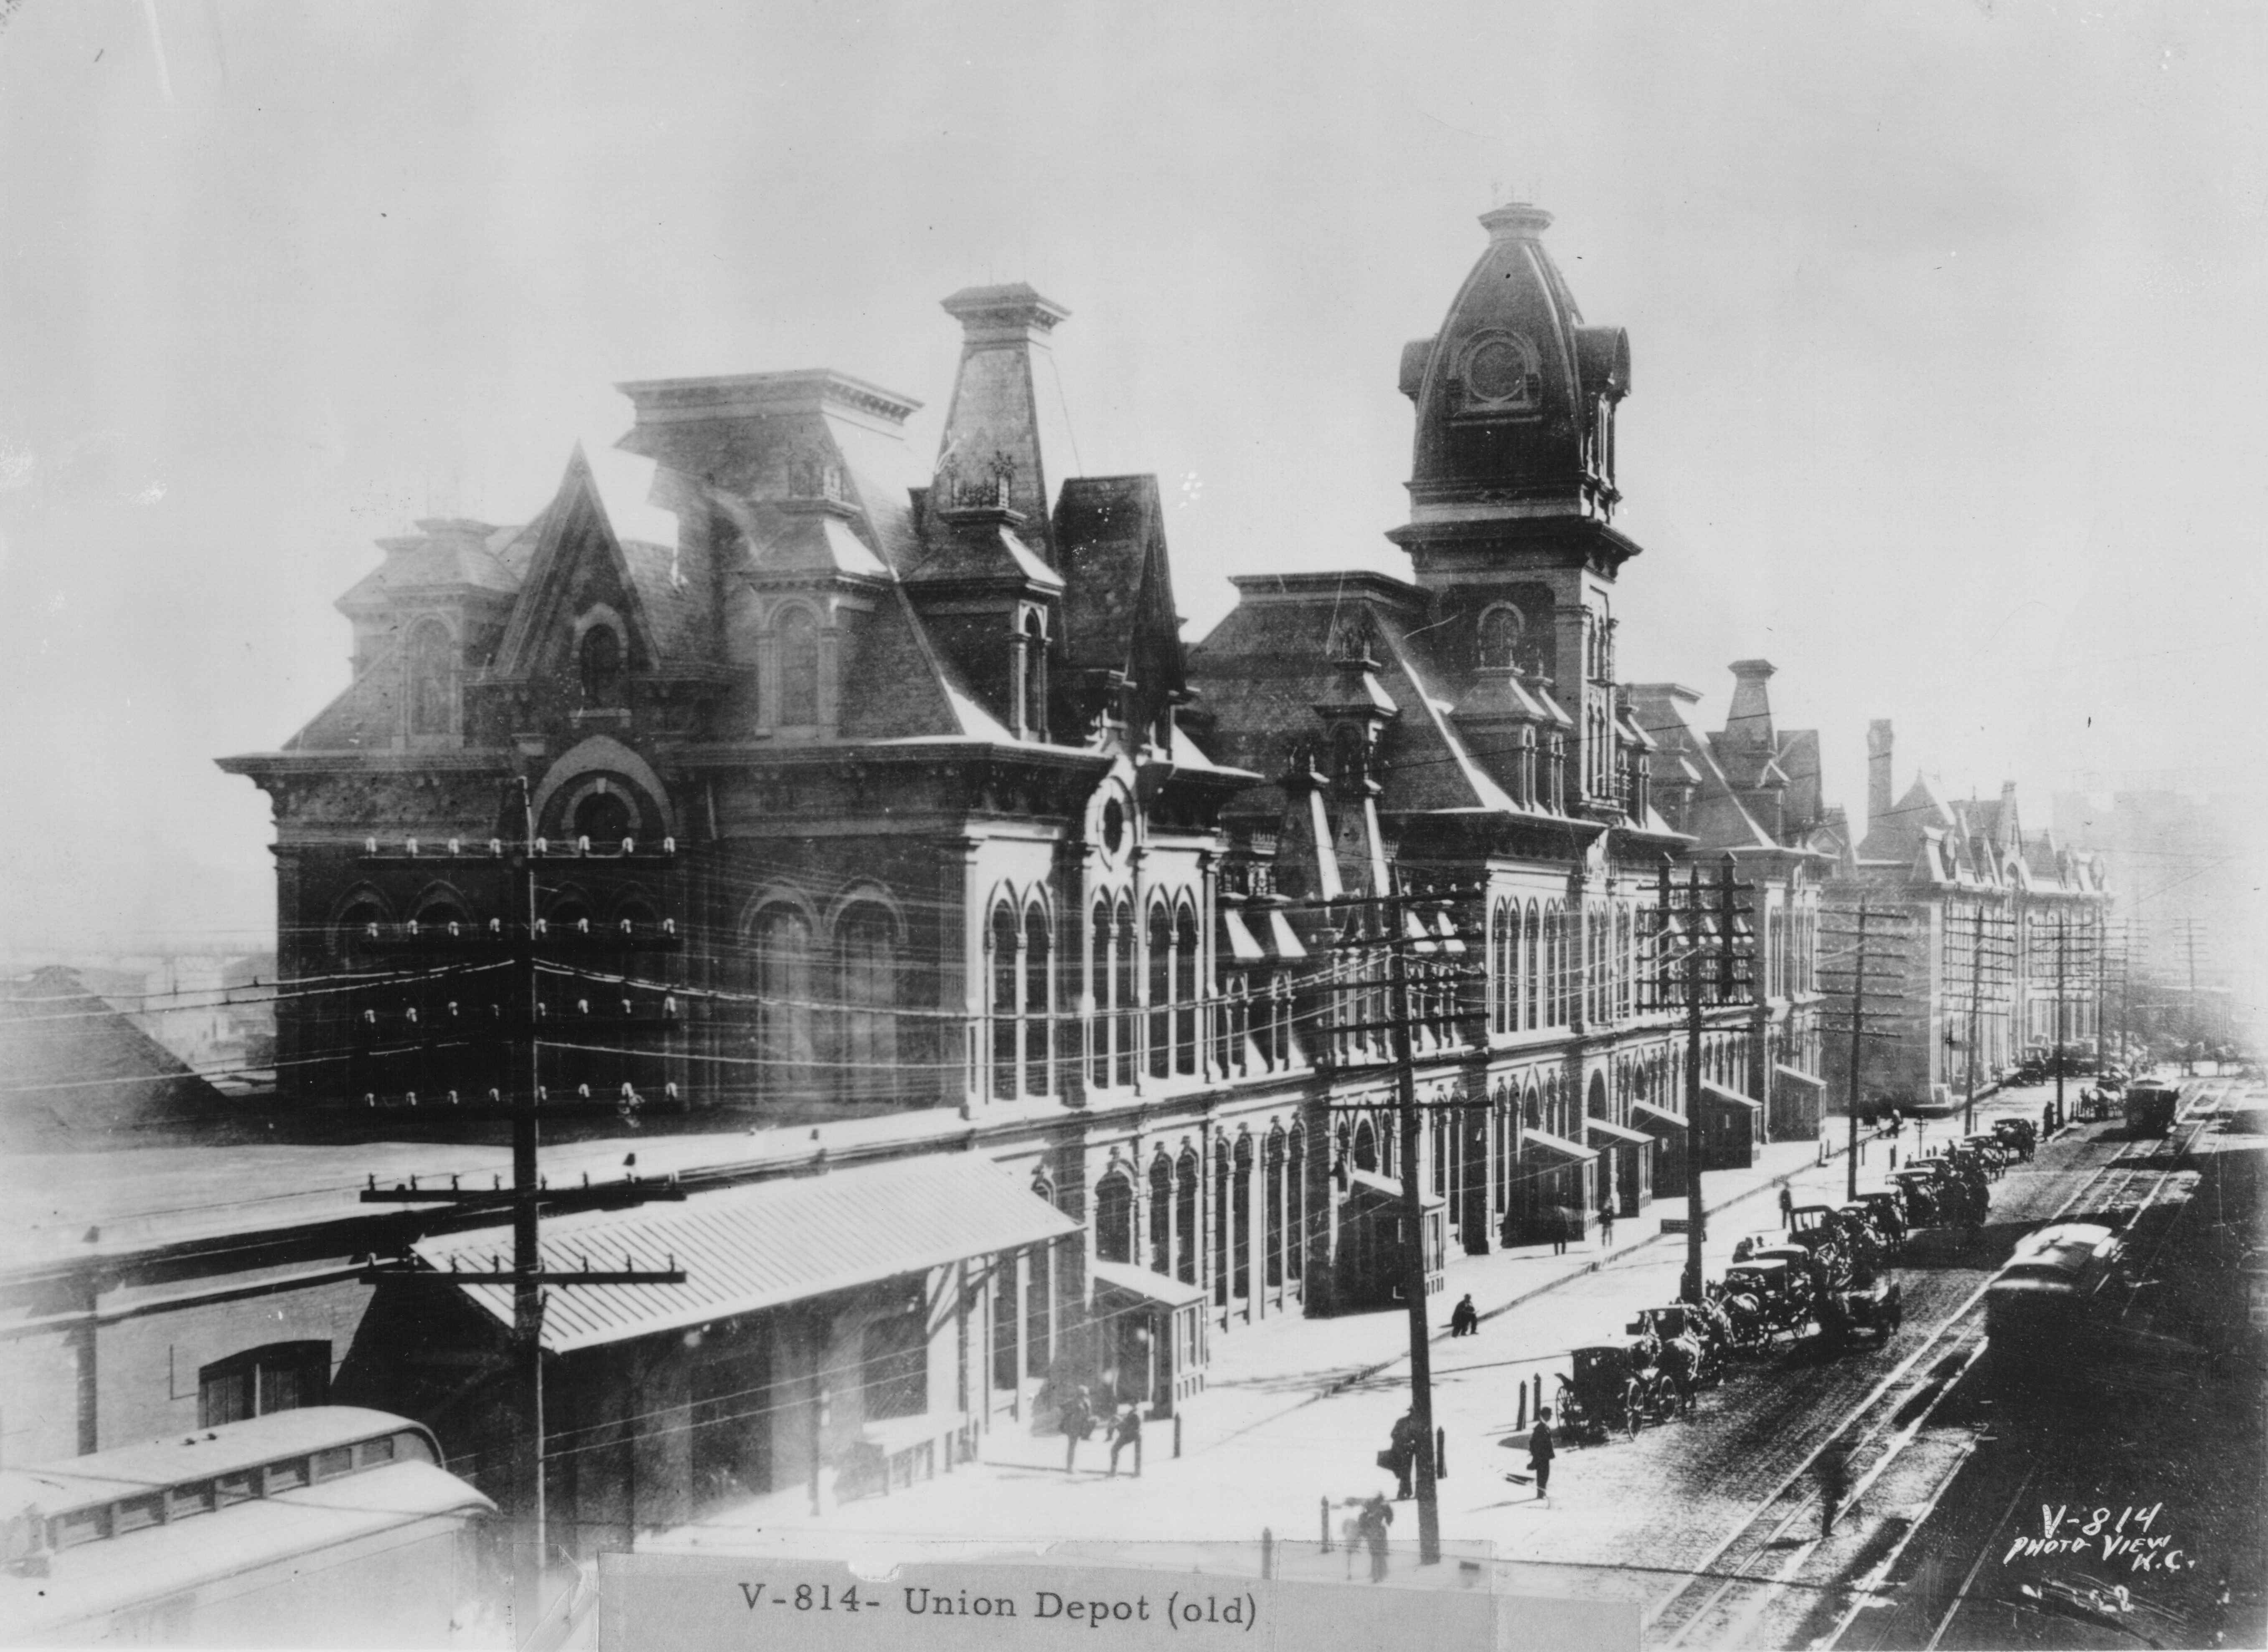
[1642, 1099, 2212, 1650]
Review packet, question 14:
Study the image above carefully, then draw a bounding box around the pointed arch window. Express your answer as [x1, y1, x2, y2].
[1147, 903, 1171, 1079]
[1477, 606, 1521, 671]
[1023, 904, 1053, 1098]
[1095, 1173, 1134, 1266]
[1113, 897, 1136, 1088]
[1173, 902, 1199, 1076]
[989, 904, 1019, 1099]
[579, 623, 625, 708]
[408, 620, 455, 736]
[777, 607, 820, 726]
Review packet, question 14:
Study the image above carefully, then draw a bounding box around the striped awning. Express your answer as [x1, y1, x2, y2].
[1702, 1081, 1763, 1112]
[414, 1154, 1080, 1353]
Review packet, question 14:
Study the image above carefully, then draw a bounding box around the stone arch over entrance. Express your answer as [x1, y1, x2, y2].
[531, 735, 678, 840]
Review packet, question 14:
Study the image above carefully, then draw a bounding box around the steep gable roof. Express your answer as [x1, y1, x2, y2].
[490, 447, 670, 680]
[1054, 475, 1187, 700]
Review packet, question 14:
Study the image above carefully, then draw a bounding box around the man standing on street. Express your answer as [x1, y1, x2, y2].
[1060, 1385, 1094, 1474]
[1528, 1407, 1556, 1503]
[1598, 1201, 1615, 1249]
[1105, 1402, 1142, 1477]
[1388, 1408, 1424, 1499]
[1816, 1437, 1850, 1538]
[1778, 1185, 1794, 1228]
[1355, 1495, 1393, 1583]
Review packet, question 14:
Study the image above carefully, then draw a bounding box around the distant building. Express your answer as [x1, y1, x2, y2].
[1825, 722, 2111, 1111]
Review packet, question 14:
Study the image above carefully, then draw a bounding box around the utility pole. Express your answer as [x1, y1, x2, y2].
[1963, 903, 1985, 1137]
[355, 779, 691, 1641]
[2184, 916, 2200, 1073]
[2054, 910, 2068, 1124]
[1384, 875, 1441, 1568]
[1819, 900, 1907, 1202]
[1656, 861, 1749, 1304]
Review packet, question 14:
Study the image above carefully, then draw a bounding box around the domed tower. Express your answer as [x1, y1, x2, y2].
[1388, 202, 1638, 819]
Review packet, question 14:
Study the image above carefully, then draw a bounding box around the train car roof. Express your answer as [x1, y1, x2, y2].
[0, 1407, 427, 1515]
[0, 1460, 493, 1639]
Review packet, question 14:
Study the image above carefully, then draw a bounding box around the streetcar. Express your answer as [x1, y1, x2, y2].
[2123, 1080, 2180, 1137]
[0, 1406, 501, 1647]
[1984, 1221, 2123, 1379]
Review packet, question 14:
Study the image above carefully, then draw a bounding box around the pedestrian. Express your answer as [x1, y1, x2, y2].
[1778, 1185, 1794, 1228]
[1059, 1384, 1094, 1474]
[1388, 1408, 1424, 1500]
[1598, 1203, 1615, 1249]
[1528, 1407, 1556, 1502]
[1815, 1438, 1850, 1538]
[1449, 1293, 1478, 1337]
[1355, 1494, 1394, 1583]
[1105, 1402, 1143, 1477]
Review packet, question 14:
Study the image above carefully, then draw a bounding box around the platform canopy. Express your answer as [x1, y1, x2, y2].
[1519, 1127, 1598, 1162]
[1583, 1116, 1653, 1147]
[1774, 1064, 1827, 1090]
[1631, 1099, 1686, 1129]
[415, 1153, 1079, 1353]
[1702, 1080, 1763, 1112]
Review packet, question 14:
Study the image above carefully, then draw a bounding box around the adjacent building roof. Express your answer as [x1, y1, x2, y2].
[415, 1153, 1080, 1353]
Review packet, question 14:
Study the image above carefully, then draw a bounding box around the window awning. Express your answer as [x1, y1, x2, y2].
[1221, 908, 1267, 963]
[1774, 1064, 1826, 1090]
[1702, 1081, 1764, 1112]
[1345, 1168, 1446, 1208]
[1631, 1099, 1686, 1129]
[1265, 909, 1308, 961]
[1090, 1258, 1209, 1310]
[414, 1154, 1081, 1354]
[1519, 1127, 1598, 1162]
[1584, 1116, 1654, 1147]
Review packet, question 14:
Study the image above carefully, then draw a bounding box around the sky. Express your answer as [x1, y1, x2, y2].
[1, 0, 2263, 961]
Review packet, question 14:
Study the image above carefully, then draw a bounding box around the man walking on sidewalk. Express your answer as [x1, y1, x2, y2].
[1778, 1185, 1794, 1228]
[1816, 1438, 1850, 1538]
[1598, 1202, 1615, 1249]
[1106, 1402, 1143, 1477]
[1528, 1408, 1556, 1503]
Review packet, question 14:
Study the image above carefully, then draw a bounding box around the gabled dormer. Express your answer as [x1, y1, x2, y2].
[327, 516, 523, 751]
[471, 447, 719, 746]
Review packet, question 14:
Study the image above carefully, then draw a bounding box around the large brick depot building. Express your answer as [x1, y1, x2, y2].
[183, 203, 1829, 1540]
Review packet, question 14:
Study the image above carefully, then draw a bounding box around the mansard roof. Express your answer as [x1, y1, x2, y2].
[335, 519, 521, 613]
[1628, 684, 1777, 853]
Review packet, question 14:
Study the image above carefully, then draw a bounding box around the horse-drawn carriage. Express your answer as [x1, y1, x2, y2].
[1713, 1258, 1812, 1352]
[1555, 1343, 1681, 1442]
[1624, 1303, 1722, 1395]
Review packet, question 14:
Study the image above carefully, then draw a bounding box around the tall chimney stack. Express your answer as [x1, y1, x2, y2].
[1867, 719, 1895, 837]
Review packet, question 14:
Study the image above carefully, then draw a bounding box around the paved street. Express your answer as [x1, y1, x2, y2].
[644, 1077, 2265, 1649]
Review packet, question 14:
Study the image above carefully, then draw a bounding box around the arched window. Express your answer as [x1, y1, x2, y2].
[1174, 903, 1199, 1075]
[989, 904, 1018, 1099]
[837, 904, 899, 1101]
[1090, 900, 1113, 1090]
[1523, 901, 1540, 1029]
[1149, 1156, 1173, 1275]
[1477, 606, 1521, 670]
[1113, 898, 1136, 1088]
[752, 906, 816, 1101]
[1020, 612, 1048, 740]
[1285, 1126, 1306, 1282]
[1023, 905, 1052, 1097]
[1095, 1174, 1134, 1265]
[1352, 1117, 1377, 1173]
[407, 620, 455, 735]
[1175, 1149, 1201, 1284]
[1232, 1135, 1254, 1299]
[579, 623, 624, 707]
[777, 607, 820, 726]
[573, 788, 634, 848]
[1147, 903, 1171, 1079]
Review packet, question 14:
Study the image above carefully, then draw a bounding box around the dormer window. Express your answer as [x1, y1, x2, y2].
[579, 624, 624, 707]
[1016, 611, 1049, 741]
[406, 619, 455, 736]
[1457, 329, 1540, 414]
[777, 607, 820, 725]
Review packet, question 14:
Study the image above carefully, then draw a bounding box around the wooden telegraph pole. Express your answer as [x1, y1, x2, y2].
[1384, 876, 1441, 1568]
